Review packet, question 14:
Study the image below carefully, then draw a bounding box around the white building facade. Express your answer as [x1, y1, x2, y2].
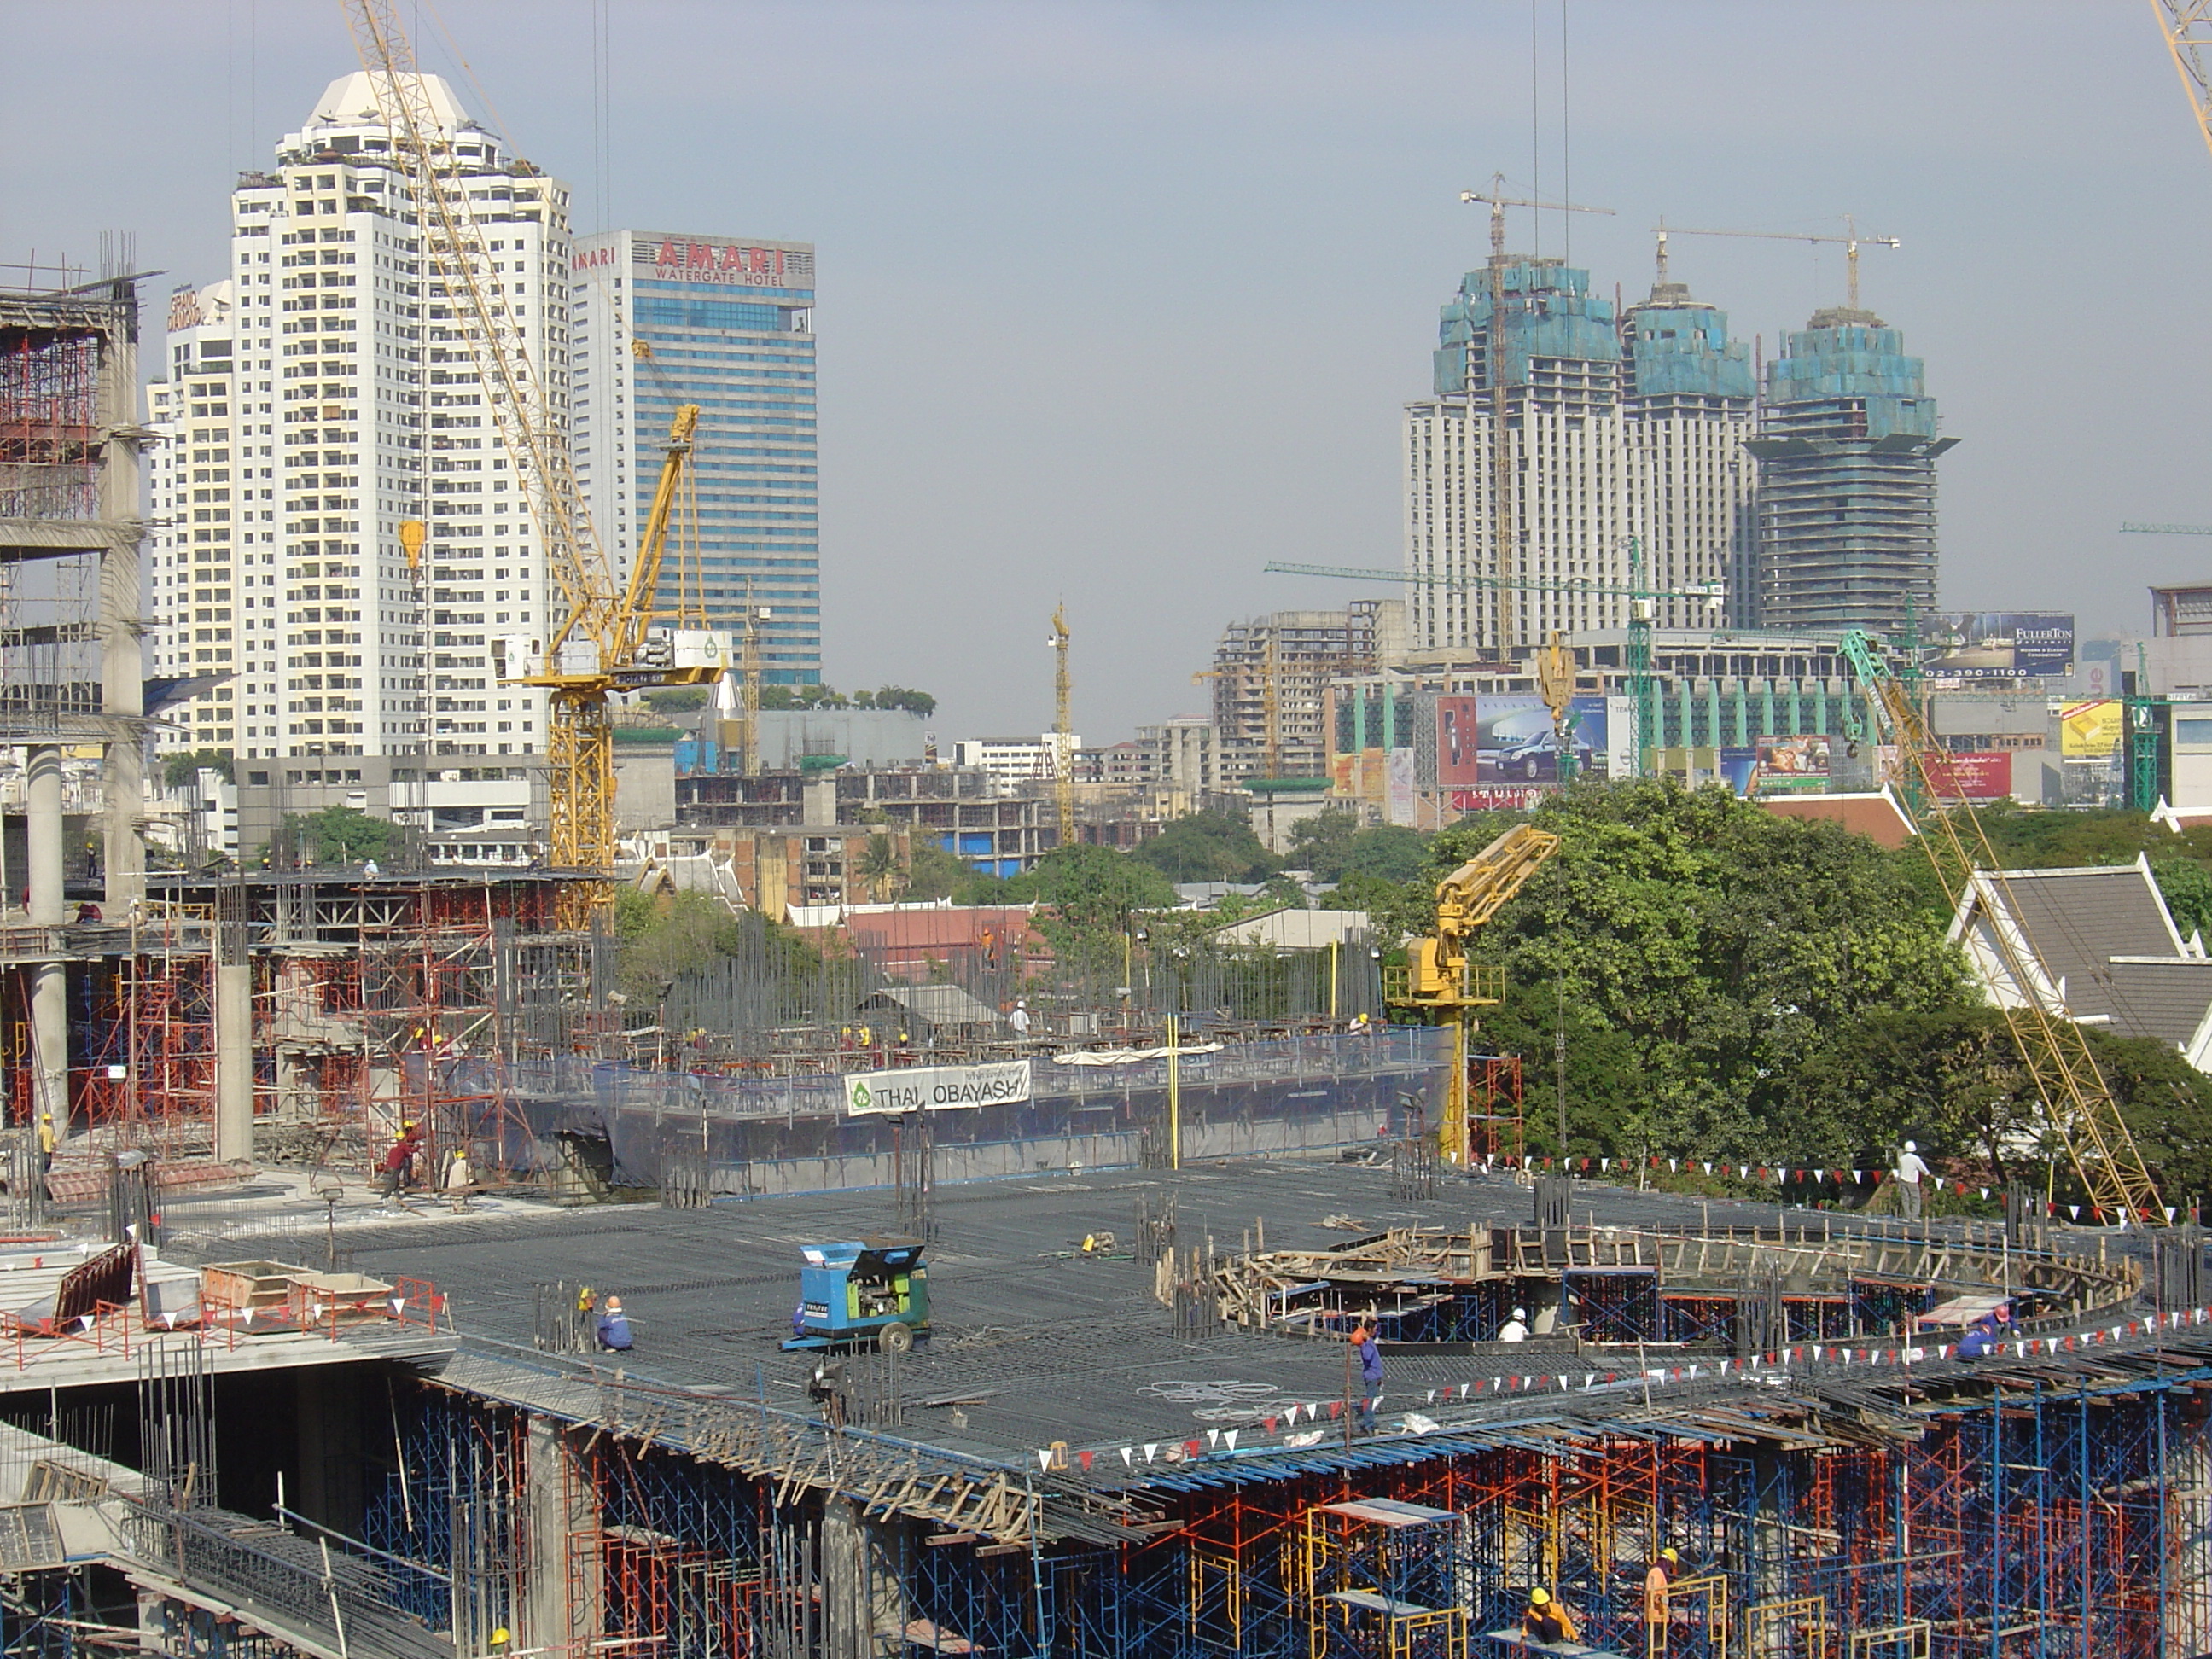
[157, 71, 574, 771]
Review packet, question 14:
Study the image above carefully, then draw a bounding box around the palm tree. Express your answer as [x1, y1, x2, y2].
[858, 833, 902, 903]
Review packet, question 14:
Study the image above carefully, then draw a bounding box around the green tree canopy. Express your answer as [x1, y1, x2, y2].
[277, 805, 396, 865]
[1134, 812, 1279, 884]
[164, 749, 235, 790]
[1396, 782, 1966, 1164]
[643, 687, 710, 714]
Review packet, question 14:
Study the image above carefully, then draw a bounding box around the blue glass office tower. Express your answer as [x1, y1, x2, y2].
[569, 230, 819, 683]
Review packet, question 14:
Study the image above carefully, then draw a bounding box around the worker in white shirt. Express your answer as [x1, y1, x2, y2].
[1499, 1306, 1530, 1342]
[1009, 999, 1031, 1039]
[1894, 1140, 1931, 1220]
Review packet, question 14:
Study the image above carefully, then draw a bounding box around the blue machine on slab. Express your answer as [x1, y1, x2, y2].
[781, 1236, 930, 1353]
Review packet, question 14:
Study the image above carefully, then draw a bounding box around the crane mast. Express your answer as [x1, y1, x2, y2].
[1839, 631, 2165, 1222]
[339, 0, 719, 907]
[1051, 605, 1074, 848]
[2153, 0, 2212, 164]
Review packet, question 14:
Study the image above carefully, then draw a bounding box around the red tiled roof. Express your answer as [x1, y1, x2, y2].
[1761, 792, 1917, 851]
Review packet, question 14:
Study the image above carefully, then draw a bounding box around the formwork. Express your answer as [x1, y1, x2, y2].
[352, 1339, 2212, 1659]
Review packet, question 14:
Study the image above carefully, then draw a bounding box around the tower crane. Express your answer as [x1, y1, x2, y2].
[1839, 631, 2165, 1222]
[1051, 604, 1074, 848]
[1385, 824, 1562, 1167]
[2152, 0, 2212, 163]
[339, 0, 721, 913]
[1263, 552, 1723, 777]
[1656, 218, 1898, 314]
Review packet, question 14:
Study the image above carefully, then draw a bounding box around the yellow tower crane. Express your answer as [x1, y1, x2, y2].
[2152, 0, 2212, 161]
[1051, 604, 1074, 847]
[339, 1, 721, 913]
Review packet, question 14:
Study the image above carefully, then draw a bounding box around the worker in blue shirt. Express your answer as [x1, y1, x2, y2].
[1956, 1301, 2011, 1360]
[1350, 1315, 1383, 1433]
[596, 1295, 633, 1353]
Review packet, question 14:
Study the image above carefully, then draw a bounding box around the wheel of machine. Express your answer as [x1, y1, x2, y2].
[877, 1321, 914, 1355]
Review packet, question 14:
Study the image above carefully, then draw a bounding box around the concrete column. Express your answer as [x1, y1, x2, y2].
[26, 747, 67, 1130]
[26, 748, 61, 926]
[95, 290, 146, 914]
[214, 963, 253, 1163]
[819, 1494, 909, 1659]
[522, 1417, 598, 1656]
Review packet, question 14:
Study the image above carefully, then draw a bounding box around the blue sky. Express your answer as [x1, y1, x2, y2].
[7, 3, 2209, 740]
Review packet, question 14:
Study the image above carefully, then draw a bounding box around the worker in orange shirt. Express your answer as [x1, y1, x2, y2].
[1522, 1586, 1578, 1644]
[1643, 1547, 1679, 1657]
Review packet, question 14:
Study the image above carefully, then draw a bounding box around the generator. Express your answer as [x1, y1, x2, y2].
[781, 1236, 930, 1353]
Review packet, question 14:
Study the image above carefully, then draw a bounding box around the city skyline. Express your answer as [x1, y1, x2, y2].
[8, 3, 2209, 741]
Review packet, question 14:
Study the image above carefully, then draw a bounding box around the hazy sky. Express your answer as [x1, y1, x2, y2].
[6, 3, 2209, 741]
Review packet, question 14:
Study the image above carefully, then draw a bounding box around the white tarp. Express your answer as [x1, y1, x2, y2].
[843, 1061, 1033, 1116]
[1049, 1044, 1225, 1067]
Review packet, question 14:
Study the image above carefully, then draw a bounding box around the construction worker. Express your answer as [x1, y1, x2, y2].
[1499, 1306, 1530, 1342]
[1957, 1301, 2012, 1360]
[1894, 1140, 1931, 1220]
[1349, 1315, 1383, 1433]
[596, 1295, 633, 1353]
[1522, 1586, 1579, 1645]
[1644, 1547, 1679, 1657]
[1009, 999, 1032, 1038]
[35, 1111, 55, 1200]
[380, 1120, 424, 1198]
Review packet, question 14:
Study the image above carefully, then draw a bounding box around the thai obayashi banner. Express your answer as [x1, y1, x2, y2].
[843, 1061, 1033, 1116]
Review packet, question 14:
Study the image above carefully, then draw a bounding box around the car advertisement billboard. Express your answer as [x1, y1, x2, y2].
[1475, 695, 1617, 783]
[1924, 613, 2075, 678]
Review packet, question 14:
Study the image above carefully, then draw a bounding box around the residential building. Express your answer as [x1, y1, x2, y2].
[1748, 307, 1955, 634]
[1619, 276, 1756, 629]
[146, 281, 242, 756]
[1208, 602, 1401, 779]
[1406, 258, 1627, 655]
[166, 70, 573, 765]
[954, 736, 1078, 793]
[569, 230, 819, 684]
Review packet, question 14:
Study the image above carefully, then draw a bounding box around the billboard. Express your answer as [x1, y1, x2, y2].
[1435, 696, 1481, 788]
[1925, 751, 2012, 800]
[1474, 695, 1618, 783]
[1754, 734, 1831, 795]
[1924, 613, 2075, 678]
[1448, 786, 1551, 812]
[1386, 748, 1417, 825]
[845, 1061, 1032, 1116]
[2061, 700, 2123, 758]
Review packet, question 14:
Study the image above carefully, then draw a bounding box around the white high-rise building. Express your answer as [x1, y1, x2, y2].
[157, 71, 573, 767]
[146, 279, 242, 756]
[1402, 258, 1755, 654]
[1406, 259, 1627, 656]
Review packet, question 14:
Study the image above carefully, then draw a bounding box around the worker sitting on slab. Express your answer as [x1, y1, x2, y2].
[1499, 1306, 1530, 1342]
[596, 1295, 633, 1353]
[1522, 1586, 1579, 1644]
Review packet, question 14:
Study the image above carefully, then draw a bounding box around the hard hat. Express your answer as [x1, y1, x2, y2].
[403, 1120, 418, 1131]
[492, 1630, 510, 1648]
[1529, 1587, 1551, 1607]
[1904, 1140, 1916, 1153]
[1511, 1307, 1527, 1320]
[1660, 1547, 1679, 1563]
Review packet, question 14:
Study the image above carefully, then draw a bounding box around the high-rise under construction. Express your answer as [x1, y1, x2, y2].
[1748, 307, 1955, 635]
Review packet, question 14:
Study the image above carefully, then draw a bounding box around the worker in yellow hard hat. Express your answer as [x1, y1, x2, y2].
[1523, 1585, 1579, 1644]
[380, 1119, 425, 1199]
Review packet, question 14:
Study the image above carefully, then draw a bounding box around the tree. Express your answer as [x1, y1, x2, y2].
[614, 889, 821, 1007]
[1002, 845, 1179, 940]
[1134, 812, 1278, 884]
[856, 832, 903, 902]
[164, 749, 235, 791]
[1384, 782, 1968, 1162]
[644, 687, 709, 715]
[1287, 807, 1360, 876]
[1340, 824, 1431, 883]
[2155, 859, 2212, 943]
[905, 841, 974, 902]
[279, 805, 395, 865]
[854, 686, 937, 719]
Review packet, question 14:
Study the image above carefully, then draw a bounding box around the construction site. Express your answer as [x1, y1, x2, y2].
[13, 0, 2212, 1655]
